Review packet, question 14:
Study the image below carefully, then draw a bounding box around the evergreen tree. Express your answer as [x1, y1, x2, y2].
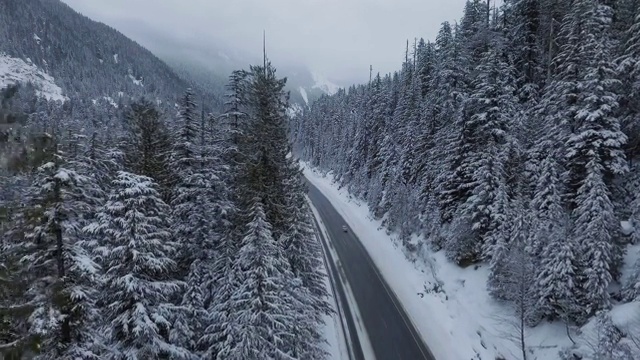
[531, 155, 578, 320]
[562, 0, 627, 199]
[86, 171, 190, 360]
[572, 157, 616, 317]
[617, 5, 640, 162]
[216, 201, 299, 360]
[173, 89, 199, 175]
[4, 145, 101, 359]
[171, 89, 206, 274]
[121, 99, 175, 203]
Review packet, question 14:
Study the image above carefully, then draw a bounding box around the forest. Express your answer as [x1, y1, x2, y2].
[295, 0, 640, 356]
[0, 61, 330, 359]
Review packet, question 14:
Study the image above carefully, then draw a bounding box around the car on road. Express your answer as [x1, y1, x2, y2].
[342, 225, 348, 232]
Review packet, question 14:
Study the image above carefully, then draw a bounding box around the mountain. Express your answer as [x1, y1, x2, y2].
[106, 19, 340, 112]
[0, 0, 220, 108]
[0, 54, 66, 102]
[160, 48, 338, 109]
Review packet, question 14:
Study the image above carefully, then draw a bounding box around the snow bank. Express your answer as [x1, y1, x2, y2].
[321, 262, 349, 360]
[0, 53, 66, 101]
[302, 163, 579, 360]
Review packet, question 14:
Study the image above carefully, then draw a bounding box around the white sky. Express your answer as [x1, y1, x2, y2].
[62, 0, 469, 84]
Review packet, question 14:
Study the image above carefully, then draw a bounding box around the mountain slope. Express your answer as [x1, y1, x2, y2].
[0, 54, 65, 101]
[0, 0, 216, 106]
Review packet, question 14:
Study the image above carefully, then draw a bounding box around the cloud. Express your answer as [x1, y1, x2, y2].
[62, 0, 468, 84]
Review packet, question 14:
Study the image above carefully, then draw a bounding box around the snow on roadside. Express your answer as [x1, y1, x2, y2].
[307, 195, 350, 359]
[302, 163, 579, 360]
[318, 234, 350, 360]
[321, 268, 349, 360]
[0, 53, 66, 101]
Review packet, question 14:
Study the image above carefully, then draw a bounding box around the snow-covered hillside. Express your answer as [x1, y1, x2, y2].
[312, 72, 340, 96]
[303, 164, 640, 360]
[0, 54, 66, 101]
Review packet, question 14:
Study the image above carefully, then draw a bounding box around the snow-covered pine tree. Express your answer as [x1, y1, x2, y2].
[171, 89, 207, 276]
[562, 0, 627, 201]
[170, 262, 207, 358]
[197, 121, 237, 359]
[531, 154, 579, 321]
[171, 96, 235, 357]
[86, 171, 190, 360]
[616, 1, 640, 160]
[220, 70, 253, 250]
[572, 156, 617, 318]
[173, 89, 199, 176]
[240, 62, 294, 239]
[561, 0, 627, 317]
[216, 200, 299, 360]
[4, 143, 101, 359]
[499, 208, 538, 353]
[617, 5, 640, 234]
[282, 162, 329, 309]
[429, 22, 471, 226]
[280, 161, 330, 358]
[415, 38, 436, 98]
[485, 178, 512, 300]
[200, 237, 241, 359]
[443, 43, 517, 264]
[590, 311, 635, 360]
[121, 99, 175, 203]
[459, 0, 491, 66]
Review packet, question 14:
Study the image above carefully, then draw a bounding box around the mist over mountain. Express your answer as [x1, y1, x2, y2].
[91, 16, 344, 109]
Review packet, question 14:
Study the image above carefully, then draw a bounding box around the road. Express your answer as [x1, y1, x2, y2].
[306, 181, 436, 360]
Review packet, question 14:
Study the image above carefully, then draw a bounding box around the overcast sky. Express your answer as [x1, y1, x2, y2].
[61, 0, 468, 85]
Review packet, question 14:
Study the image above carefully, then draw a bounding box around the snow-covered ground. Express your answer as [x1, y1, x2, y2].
[0, 53, 66, 101]
[303, 163, 640, 360]
[92, 96, 118, 108]
[321, 263, 349, 360]
[128, 74, 143, 87]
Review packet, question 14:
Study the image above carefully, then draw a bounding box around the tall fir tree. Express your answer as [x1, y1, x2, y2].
[216, 201, 299, 360]
[85, 171, 190, 360]
[3, 144, 101, 359]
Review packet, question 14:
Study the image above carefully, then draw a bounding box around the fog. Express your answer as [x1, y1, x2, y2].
[62, 0, 468, 85]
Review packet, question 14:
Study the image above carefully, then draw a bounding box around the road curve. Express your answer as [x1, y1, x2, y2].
[306, 181, 436, 360]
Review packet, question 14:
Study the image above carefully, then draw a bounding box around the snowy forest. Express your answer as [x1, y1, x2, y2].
[295, 0, 640, 353]
[0, 60, 330, 359]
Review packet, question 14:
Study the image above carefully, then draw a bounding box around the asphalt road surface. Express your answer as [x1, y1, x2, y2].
[306, 181, 436, 360]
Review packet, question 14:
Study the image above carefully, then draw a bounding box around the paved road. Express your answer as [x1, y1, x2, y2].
[306, 181, 436, 360]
